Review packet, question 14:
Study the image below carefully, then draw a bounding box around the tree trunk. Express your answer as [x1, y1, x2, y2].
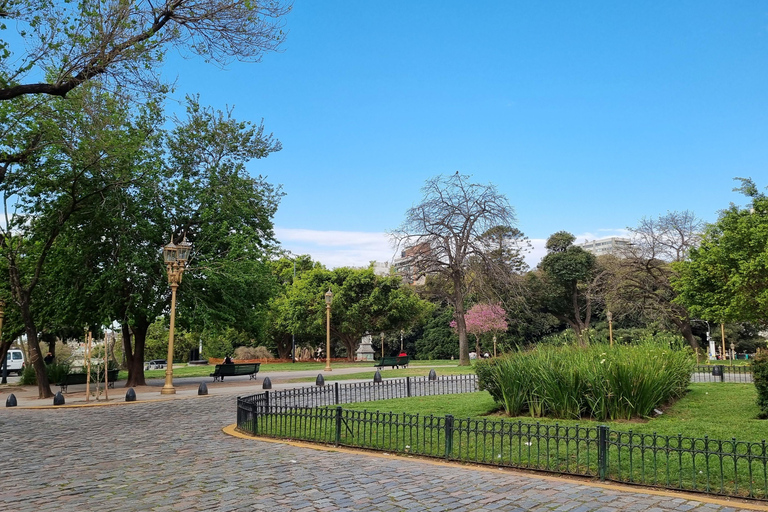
[125, 317, 149, 387]
[275, 333, 291, 360]
[454, 285, 470, 365]
[0, 340, 10, 384]
[122, 323, 133, 371]
[673, 318, 700, 351]
[341, 334, 357, 362]
[571, 287, 588, 347]
[19, 300, 53, 398]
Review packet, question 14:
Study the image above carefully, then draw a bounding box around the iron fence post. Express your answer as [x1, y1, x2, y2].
[719, 365, 725, 382]
[334, 382, 340, 404]
[265, 390, 270, 411]
[598, 425, 608, 481]
[407, 376, 411, 397]
[335, 406, 343, 446]
[445, 414, 454, 459]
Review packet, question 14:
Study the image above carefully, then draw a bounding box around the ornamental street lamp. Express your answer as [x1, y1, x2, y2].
[324, 288, 333, 372]
[161, 236, 191, 394]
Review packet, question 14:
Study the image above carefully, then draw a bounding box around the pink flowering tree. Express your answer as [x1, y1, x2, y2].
[450, 303, 507, 357]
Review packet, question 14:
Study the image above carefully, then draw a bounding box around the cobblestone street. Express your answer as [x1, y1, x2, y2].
[1, 395, 764, 511]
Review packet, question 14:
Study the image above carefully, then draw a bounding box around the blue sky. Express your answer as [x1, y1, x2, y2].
[165, 1, 768, 267]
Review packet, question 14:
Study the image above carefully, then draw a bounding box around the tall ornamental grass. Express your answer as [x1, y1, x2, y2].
[476, 342, 694, 421]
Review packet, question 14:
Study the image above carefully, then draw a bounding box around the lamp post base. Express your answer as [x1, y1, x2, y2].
[324, 365, 332, 372]
[160, 385, 176, 395]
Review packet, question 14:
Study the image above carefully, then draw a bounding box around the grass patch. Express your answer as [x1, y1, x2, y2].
[117, 359, 462, 380]
[288, 366, 475, 383]
[342, 383, 764, 441]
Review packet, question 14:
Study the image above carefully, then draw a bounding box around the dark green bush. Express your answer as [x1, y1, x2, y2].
[45, 362, 72, 384]
[19, 363, 37, 385]
[19, 361, 73, 385]
[752, 349, 768, 418]
[483, 342, 694, 420]
[474, 358, 501, 401]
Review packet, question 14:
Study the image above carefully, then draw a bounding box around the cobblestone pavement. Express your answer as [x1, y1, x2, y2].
[1, 395, 764, 512]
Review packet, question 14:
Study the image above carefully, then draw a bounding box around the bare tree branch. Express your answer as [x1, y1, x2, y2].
[0, 0, 291, 101]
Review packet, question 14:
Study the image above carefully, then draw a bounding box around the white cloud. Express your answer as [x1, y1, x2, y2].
[275, 227, 631, 270]
[275, 227, 396, 268]
[526, 238, 548, 269]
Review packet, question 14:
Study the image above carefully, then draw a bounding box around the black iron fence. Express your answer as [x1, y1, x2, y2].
[236, 372, 766, 501]
[692, 364, 753, 383]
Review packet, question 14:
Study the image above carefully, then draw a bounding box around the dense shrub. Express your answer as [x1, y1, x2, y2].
[414, 306, 459, 360]
[234, 346, 273, 360]
[752, 349, 768, 418]
[45, 362, 72, 384]
[19, 361, 72, 385]
[476, 342, 694, 420]
[19, 363, 37, 385]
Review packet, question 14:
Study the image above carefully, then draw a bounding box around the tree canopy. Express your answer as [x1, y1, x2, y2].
[534, 232, 599, 344]
[0, 0, 291, 101]
[674, 179, 768, 325]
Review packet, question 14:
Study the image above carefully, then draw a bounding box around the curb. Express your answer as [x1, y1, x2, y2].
[221, 425, 768, 512]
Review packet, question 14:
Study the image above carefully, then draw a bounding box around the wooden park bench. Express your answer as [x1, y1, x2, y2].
[210, 363, 260, 382]
[374, 355, 410, 369]
[59, 369, 119, 393]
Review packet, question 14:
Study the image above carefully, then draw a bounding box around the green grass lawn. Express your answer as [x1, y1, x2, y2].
[342, 383, 764, 442]
[288, 365, 475, 383]
[118, 359, 462, 380]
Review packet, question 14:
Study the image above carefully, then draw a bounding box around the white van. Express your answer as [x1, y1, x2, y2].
[5, 349, 25, 375]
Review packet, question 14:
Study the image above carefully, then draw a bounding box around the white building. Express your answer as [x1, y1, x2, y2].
[370, 261, 392, 276]
[577, 237, 631, 257]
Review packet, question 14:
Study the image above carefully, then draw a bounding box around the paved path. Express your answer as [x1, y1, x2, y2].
[0, 364, 406, 406]
[1, 394, 765, 511]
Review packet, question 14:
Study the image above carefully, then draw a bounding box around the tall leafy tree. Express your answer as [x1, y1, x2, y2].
[674, 179, 768, 326]
[0, 85, 159, 397]
[280, 266, 431, 360]
[391, 173, 518, 365]
[267, 254, 322, 359]
[27, 97, 283, 387]
[534, 231, 600, 345]
[113, 99, 282, 386]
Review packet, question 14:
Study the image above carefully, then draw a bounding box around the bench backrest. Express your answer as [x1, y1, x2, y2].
[215, 363, 260, 375]
[379, 356, 408, 365]
[61, 369, 118, 384]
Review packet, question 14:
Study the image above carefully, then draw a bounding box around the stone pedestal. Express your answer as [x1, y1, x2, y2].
[355, 334, 375, 361]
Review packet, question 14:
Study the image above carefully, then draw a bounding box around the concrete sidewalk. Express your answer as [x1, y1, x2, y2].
[0, 364, 414, 407]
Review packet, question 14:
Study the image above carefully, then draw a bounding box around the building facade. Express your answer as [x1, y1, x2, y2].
[577, 237, 631, 256]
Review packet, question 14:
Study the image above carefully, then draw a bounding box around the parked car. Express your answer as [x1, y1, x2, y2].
[5, 349, 25, 375]
[144, 359, 167, 370]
